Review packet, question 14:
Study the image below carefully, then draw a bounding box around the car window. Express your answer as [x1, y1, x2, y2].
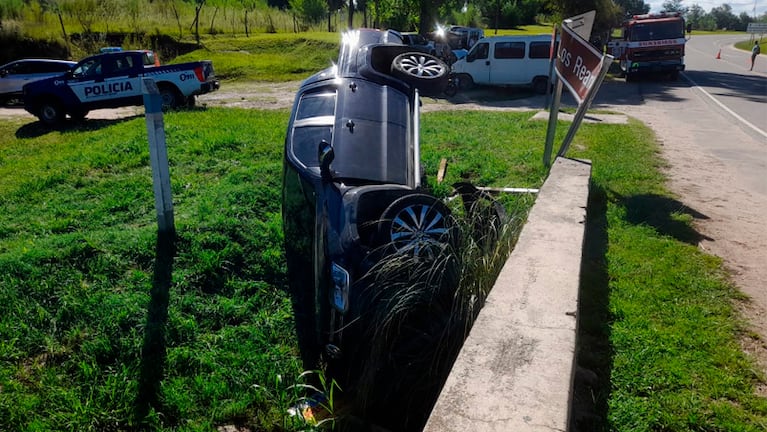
[494, 42, 525, 59]
[292, 91, 337, 169]
[297, 92, 336, 120]
[529, 41, 553, 59]
[73, 58, 103, 78]
[292, 126, 333, 168]
[469, 42, 489, 61]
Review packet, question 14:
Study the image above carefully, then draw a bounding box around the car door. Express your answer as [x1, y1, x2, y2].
[69, 54, 141, 108]
[0, 61, 31, 96]
[463, 41, 490, 84]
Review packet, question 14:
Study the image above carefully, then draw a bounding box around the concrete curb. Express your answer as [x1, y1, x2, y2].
[424, 157, 592, 431]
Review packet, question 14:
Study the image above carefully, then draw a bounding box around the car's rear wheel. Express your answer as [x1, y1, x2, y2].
[37, 100, 65, 126]
[390, 52, 449, 96]
[159, 85, 181, 110]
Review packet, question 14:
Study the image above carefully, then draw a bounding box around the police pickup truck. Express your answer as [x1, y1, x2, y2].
[23, 50, 219, 126]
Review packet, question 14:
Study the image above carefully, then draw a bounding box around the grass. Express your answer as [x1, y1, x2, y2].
[735, 39, 766, 54]
[569, 119, 767, 430]
[173, 34, 340, 82]
[1, 104, 766, 430]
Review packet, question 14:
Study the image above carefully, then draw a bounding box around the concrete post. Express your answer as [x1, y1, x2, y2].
[142, 78, 175, 234]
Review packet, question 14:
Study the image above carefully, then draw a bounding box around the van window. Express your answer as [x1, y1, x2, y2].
[494, 42, 525, 59]
[468, 42, 489, 61]
[529, 41, 552, 59]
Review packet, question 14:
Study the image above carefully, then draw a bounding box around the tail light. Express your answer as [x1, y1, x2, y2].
[193, 66, 205, 82]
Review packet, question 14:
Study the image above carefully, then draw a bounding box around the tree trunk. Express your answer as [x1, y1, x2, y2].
[57, 11, 70, 57]
[348, 0, 353, 29]
[210, 7, 218, 34]
[245, 9, 249, 37]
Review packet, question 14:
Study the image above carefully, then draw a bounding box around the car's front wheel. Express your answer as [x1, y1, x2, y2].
[390, 52, 449, 96]
[37, 100, 65, 127]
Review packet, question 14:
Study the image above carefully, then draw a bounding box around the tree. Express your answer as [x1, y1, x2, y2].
[547, 0, 622, 39]
[685, 4, 705, 30]
[192, 0, 206, 45]
[614, 0, 650, 16]
[661, 0, 687, 14]
[710, 3, 737, 30]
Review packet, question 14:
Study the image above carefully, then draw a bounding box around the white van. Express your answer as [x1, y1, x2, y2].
[451, 34, 555, 94]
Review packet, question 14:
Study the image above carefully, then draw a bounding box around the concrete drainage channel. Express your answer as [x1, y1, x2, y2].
[424, 157, 592, 431]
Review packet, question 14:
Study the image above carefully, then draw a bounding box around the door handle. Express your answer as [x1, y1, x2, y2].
[485, 60, 490, 66]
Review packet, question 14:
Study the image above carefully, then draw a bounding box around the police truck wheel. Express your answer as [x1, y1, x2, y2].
[38, 100, 65, 126]
[159, 86, 180, 110]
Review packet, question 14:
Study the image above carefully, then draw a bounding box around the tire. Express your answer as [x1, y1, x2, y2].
[457, 73, 474, 90]
[37, 100, 65, 127]
[377, 193, 457, 258]
[159, 85, 180, 110]
[533, 77, 549, 95]
[443, 79, 457, 97]
[390, 52, 449, 96]
[69, 109, 89, 121]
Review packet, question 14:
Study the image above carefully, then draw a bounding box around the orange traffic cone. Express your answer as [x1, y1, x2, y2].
[716, 49, 721, 59]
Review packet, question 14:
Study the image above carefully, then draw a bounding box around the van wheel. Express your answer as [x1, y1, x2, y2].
[533, 77, 549, 95]
[38, 100, 65, 127]
[457, 73, 474, 90]
[391, 52, 449, 96]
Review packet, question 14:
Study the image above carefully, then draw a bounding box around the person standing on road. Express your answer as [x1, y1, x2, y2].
[750, 41, 761, 71]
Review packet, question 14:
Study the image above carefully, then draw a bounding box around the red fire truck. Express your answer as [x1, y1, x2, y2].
[608, 11, 689, 81]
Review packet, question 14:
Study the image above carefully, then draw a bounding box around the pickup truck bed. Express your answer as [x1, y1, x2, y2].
[23, 50, 219, 126]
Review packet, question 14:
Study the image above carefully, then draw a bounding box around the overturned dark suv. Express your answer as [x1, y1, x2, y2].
[281, 30, 504, 426]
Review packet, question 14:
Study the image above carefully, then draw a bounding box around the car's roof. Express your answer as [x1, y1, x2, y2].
[2, 59, 76, 67]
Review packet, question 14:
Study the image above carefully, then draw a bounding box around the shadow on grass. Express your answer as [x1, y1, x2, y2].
[571, 182, 613, 431]
[135, 230, 176, 425]
[15, 116, 143, 139]
[619, 193, 711, 245]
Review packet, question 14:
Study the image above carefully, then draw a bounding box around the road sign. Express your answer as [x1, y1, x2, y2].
[563, 10, 596, 40]
[555, 23, 605, 104]
[747, 22, 767, 34]
[543, 15, 613, 165]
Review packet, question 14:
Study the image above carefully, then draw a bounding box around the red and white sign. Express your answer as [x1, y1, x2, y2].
[555, 23, 606, 104]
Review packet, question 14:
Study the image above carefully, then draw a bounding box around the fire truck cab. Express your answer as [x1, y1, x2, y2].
[608, 11, 689, 81]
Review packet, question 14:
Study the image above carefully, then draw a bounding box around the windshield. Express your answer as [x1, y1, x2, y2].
[629, 21, 684, 41]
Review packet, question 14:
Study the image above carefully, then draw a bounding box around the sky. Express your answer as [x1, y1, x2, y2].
[646, 0, 767, 16]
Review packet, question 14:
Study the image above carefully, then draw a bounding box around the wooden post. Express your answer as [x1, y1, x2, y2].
[142, 78, 175, 234]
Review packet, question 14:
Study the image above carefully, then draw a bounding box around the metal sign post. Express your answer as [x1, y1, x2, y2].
[142, 78, 175, 234]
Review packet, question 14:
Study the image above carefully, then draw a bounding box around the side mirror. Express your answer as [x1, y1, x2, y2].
[318, 140, 335, 180]
[0, 70, 7, 78]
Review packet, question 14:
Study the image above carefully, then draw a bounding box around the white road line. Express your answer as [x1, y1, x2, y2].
[680, 71, 767, 140]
